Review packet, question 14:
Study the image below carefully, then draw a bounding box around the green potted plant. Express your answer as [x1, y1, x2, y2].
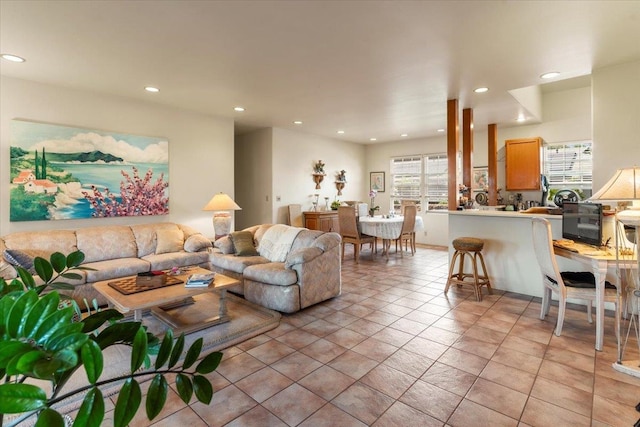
[331, 199, 341, 210]
[0, 251, 221, 427]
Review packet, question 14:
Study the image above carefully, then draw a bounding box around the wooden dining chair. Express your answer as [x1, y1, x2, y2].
[338, 206, 376, 263]
[531, 217, 619, 337]
[395, 205, 416, 256]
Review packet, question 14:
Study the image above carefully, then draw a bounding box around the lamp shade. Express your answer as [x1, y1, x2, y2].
[203, 193, 242, 211]
[589, 167, 640, 201]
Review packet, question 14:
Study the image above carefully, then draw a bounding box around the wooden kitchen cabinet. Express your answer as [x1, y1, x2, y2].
[303, 211, 339, 232]
[505, 137, 542, 191]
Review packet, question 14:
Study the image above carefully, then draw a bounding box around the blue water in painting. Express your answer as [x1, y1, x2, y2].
[50, 162, 169, 219]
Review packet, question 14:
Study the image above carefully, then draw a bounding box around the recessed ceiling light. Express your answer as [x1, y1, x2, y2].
[293, 121, 303, 125]
[540, 71, 560, 79]
[474, 87, 489, 93]
[337, 130, 345, 134]
[144, 86, 159, 93]
[516, 114, 526, 122]
[369, 138, 377, 141]
[400, 133, 408, 137]
[437, 129, 445, 133]
[1, 54, 25, 63]
[234, 106, 245, 112]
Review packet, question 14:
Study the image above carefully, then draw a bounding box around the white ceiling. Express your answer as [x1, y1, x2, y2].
[1, 1, 639, 144]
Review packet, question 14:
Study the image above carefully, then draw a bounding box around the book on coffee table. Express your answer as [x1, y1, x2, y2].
[185, 273, 215, 287]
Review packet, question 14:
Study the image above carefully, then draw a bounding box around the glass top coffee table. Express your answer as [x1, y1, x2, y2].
[94, 266, 240, 334]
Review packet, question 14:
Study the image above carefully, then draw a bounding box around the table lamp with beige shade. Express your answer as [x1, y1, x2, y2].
[203, 193, 242, 240]
[589, 166, 640, 377]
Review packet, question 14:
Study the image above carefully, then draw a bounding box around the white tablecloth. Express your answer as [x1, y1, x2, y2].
[358, 215, 424, 239]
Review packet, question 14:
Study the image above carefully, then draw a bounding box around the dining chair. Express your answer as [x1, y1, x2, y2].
[531, 217, 619, 337]
[287, 204, 303, 227]
[338, 206, 376, 263]
[395, 204, 416, 257]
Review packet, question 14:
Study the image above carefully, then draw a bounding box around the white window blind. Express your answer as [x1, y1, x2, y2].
[543, 141, 592, 188]
[390, 153, 447, 211]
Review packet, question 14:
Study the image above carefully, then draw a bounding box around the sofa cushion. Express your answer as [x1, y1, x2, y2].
[155, 228, 184, 254]
[214, 236, 234, 254]
[142, 251, 209, 271]
[230, 231, 259, 256]
[2, 229, 77, 254]
[209, 252, 269, 274]
[243, 263, 297, 287]
[77, 226, 137, 263]
[184, 234, 212, 253]
[3, 249, 52, 274]
[82, 258, 151, 283]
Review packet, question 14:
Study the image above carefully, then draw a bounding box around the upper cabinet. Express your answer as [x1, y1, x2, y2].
[505, 137, 542, 191]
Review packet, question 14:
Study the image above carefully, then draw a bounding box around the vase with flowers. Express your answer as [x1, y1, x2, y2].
[368, 190, 380, 217]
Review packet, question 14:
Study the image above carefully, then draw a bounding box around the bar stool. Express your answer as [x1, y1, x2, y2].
[444, 237, 492, 301]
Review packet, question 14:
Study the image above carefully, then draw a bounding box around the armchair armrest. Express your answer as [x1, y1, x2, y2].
[285, 247, 323, 268]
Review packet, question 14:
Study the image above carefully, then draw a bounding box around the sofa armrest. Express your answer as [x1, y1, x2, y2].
[312, 232, 341, 252]
[285, 247, 323, 268]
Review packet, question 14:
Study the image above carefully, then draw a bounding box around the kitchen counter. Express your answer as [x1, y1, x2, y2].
[448, 209, 562, 220]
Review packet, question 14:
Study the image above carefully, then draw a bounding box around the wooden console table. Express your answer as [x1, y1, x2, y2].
[304, 210, 339, 232]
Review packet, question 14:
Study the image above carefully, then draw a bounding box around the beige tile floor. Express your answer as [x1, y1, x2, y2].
[106, 244, 640, 426]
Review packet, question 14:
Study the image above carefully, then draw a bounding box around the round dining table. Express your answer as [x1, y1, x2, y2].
[358, 215, 424, 257]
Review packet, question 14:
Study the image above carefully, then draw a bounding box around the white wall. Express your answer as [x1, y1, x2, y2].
[235, 128, 273, 229]
[592, 59, 640, 190]
[0, 77, 234, 237]
[272, 128, 366, 224]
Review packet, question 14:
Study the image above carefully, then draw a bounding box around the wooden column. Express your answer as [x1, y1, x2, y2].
[462, 108, 473, 191]
[447, 99, 459, 210]
[487, 123, 498, 205]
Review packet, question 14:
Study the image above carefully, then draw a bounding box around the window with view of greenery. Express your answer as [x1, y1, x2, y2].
[543, 141, 592, 197]
[390, 154, 448, 212]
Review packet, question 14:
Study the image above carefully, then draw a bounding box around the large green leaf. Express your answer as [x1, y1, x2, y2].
[61, 272, 83, 280]
[145, 374, 168, 420]
[33, 257, 54, 283]
[168, 334, 185, 369]
[81, 308, 124, 333]
[154, 329, 173, 369]
[113, 378, 141, 427]
[23, 291, 60, 338]
[0, 383, 47, 413]
[81, 339, 103, 384]
[32, 349, 78, 379]
[74, 387, 104, 427]
[11, 350, 46, 376]
[42, 322, 84, 349]
[95, 321, 141, 349]
[193, 374, 213, 404]
[175, 373, 193, 404]
[48, 282, 75, 291]
[50, 252, 67, 273]
[48, 331, 88, 353]
[34, 308, 75, 345]
[131, 327, 148, 373]
[66, 250, 85, 268]
[182, 337, 203, 369]
[0, 341, 32, 369]
[7, 290, 38, 338]
[196, 351, 223, 374]
[17, 266, 36, 289]
[35, 408, 65, 427]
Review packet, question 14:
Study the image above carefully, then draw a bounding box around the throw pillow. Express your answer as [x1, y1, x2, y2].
[3, 249, 52, 274]
[155, 228, 184, 254]
[184, 234, 213, 252]
[229, 231, 259, 256]
[214, 236, 235, 254]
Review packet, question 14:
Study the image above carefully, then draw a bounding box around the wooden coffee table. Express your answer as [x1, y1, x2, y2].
[93, 267, 240, 334]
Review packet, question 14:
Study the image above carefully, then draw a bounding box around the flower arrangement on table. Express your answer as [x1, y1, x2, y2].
[368, 189, 380, 216]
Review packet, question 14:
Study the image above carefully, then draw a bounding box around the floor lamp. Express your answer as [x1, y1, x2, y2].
[590, 167, 640, 378]
[203, 193, 242, 240]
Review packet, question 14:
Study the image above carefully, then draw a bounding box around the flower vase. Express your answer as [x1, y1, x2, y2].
[369, 209, 376, 217]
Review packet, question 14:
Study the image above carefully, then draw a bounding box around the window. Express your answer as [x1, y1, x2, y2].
[390, 154, 448, 212]
[543, 141, 592, 196]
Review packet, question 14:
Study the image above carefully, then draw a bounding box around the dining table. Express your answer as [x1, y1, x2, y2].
[358, 215, 424, 257]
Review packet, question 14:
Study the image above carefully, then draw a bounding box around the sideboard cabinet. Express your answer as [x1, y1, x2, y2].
[303, 211, 339, 232]
[505, 137, 543, 191]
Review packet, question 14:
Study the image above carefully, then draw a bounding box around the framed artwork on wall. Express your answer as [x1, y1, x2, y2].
[473, 166, 488, 190]
[9, 120, 170, 221]
[370, 171, 385, 192]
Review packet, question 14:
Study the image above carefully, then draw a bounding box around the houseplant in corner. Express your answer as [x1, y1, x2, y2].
[0, 251, 221, 427]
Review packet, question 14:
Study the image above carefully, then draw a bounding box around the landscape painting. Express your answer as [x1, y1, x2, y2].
[9, 120, 169, 221]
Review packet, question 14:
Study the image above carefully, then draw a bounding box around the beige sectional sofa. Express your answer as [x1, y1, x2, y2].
[0, 222, 212, 307]
[209, 224, 341, 313]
